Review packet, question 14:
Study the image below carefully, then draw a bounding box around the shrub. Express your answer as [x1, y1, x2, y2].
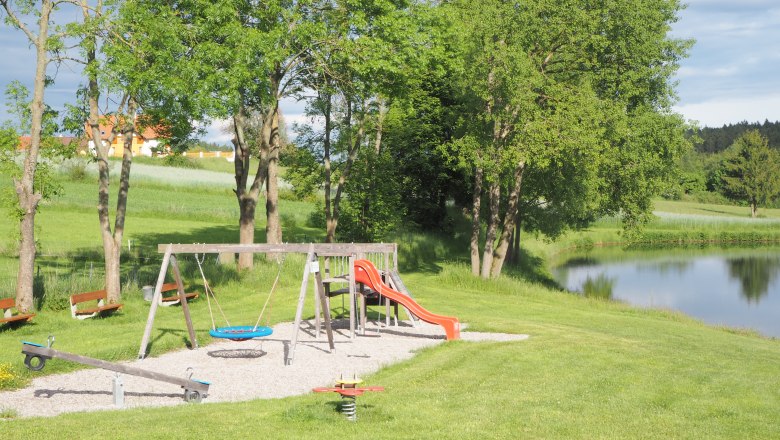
[162, 154, 202, 169]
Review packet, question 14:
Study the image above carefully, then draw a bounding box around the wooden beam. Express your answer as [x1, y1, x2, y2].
[313, 260, 335, 352]
[23, 344, 209, 395]
[287, 246, 315, 365]
[349, 255, 356, 339]
[139, 245, 173, 359]
[170, 255, 198, 349]
[156, 243, 395, 255]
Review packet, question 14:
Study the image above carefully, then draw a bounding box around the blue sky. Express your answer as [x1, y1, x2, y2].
[1, 1, 779, 144]
[670, 0, 780, 127]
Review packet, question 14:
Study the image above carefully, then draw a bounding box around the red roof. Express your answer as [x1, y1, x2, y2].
[84, 115, 166, 141]
[17, 136, 77, 150]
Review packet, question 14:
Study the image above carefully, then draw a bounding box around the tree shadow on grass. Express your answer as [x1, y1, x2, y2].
[502, 246, 561, 290]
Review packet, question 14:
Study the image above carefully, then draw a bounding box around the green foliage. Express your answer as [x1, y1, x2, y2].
[284, 139, 323, 201]
[307, 200, 326, 229]
[1, 83, 74, 220]
[161, 154, 202, 169]
[383, 64, 463, 229]
[335, 151, 406, 242]
[693, 119, 780, 154]
[61, 158, 91, 182]
[434, 0, 692, 263]
[720, 130, 780, 216]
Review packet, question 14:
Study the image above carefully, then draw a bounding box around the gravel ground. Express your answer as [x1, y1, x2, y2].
[0, 320, 528, 419]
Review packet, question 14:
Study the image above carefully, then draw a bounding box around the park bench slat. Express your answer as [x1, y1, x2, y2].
[70, 290, 123, 319]
[0, 297, 35, 325]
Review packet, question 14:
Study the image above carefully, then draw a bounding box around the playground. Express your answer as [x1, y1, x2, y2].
[1, 241, 527, 418]
[3, 320, 525, 418]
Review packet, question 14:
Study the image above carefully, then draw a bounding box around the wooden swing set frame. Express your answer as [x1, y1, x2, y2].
[138, 243, 399, 365]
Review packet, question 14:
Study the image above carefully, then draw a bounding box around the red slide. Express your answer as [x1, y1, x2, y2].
[353, 259, 460, 340]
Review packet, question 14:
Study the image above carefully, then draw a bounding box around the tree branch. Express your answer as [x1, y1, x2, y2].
[0, 1, 38, 43]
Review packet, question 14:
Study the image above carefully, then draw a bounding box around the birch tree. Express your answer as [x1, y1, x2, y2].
[1, 0, 61, 312]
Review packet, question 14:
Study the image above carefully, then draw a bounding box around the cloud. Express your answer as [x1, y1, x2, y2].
[201, 110, 322, 145]
[676, 65, 740, 79]
[200, 118, 233, 145]
[673, 93, 780, 127]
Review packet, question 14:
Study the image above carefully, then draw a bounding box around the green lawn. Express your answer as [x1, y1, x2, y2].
[654, 199, 780, 219]
[1, 168, 780, 438]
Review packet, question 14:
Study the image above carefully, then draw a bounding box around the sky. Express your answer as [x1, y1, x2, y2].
[670, 0, 780, 127]
[1, 1, 779, 144]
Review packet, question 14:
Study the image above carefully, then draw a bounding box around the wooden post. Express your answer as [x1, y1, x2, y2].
[314, 255, 321, 339]
[170, 255, 198, 349]
[287, 247, 314, 365]
[313, 259, 335, 352]
[348, 254, 356, 339]
[384, 251, 391, 326]
[359, 283, 367, 335]
[138, 245, 173, 359]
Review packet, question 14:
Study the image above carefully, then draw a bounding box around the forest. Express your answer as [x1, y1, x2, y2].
[693, 120, 780, 153]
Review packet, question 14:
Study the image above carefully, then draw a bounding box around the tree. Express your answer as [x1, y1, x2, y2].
[1, 0, 61, 312]
[58, 0, 198, 303]
[440, 0, 691, 278]
[720, 130, 780, 218]
[294, 0, 421, 243]
[130, 0, 322, 268]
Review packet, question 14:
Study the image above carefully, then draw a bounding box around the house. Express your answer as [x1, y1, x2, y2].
[84, 115, 168, 158]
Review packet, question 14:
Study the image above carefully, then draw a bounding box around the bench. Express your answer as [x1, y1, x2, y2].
[159, 283, 199, 307]
[0, 297, 35, 325]
[70, 290, 123, 319]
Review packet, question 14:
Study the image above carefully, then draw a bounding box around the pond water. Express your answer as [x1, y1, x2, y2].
[551, 247, 780, 338]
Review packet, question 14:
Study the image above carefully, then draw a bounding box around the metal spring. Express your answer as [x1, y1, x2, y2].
[340, 395, 357, 422]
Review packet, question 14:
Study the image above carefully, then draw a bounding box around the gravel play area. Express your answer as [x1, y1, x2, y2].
[0, 320, 528, 418]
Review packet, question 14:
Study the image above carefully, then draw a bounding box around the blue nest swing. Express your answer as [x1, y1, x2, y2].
[209, 325, 273, 341]
[197, 252, 285, 343]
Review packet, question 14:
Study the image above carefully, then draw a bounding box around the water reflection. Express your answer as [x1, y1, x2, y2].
[639, 260, 691, 276]
[726, 256, 780, 303]
[582, 274, 614, 300]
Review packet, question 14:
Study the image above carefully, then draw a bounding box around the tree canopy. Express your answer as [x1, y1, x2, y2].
[720, 130, 780, 218]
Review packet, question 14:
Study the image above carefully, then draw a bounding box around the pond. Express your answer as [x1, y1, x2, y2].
[551, 246, 780, 338]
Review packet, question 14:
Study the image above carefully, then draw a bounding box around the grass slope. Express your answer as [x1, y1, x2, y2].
[1, 167, 780, 438]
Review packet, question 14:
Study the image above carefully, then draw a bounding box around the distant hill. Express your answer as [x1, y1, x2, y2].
[691, 120, 780, 153]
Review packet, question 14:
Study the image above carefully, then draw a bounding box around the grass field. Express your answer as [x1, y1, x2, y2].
[1, 164, 779, 438]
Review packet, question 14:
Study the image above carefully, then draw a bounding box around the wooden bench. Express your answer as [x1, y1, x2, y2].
[159, 283, 199, 306]
[0, 297, 35, 325]
[70, 290, 123, 319]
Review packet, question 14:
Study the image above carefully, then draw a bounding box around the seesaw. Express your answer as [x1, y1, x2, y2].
[21, 338, 210, 404]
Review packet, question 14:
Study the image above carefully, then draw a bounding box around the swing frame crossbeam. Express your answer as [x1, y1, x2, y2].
[138, 243, 398, 365]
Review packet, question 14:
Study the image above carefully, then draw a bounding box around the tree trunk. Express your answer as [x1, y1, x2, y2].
[323, 91, 335, 243]
[265, 105, 282, 244]
[490, 161, 526, 278]
[103, 100, 137, 304]
[232, 105, 267, 269]
[11, 0, 53, 313]
[751, 200, 757, 218]
[480, 177, 501, 278]
[470, 166, 483, 276]
[326, 101, 365, 243]
[374, 98, 386, 155]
